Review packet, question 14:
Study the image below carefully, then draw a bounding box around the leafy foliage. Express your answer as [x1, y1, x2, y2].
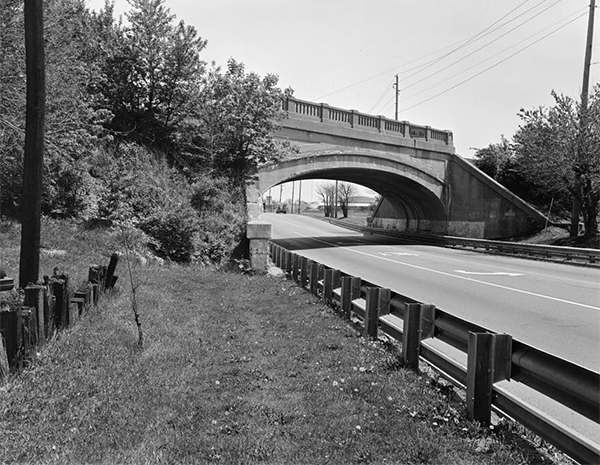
[177, 59, 292, 187]
[92, 0, 207, 149]
[0, 0, 292, 264]
[513, 87, 600, 235]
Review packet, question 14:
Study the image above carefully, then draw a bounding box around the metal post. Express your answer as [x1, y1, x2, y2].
[467, 332, 494, 425]
[402, 303, 422, 372]
[340, 276, 352, 320]
[364, 287, 380, 338]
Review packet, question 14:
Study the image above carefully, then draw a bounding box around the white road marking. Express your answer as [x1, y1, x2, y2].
[294, 232, 600, 311]
[455, 270, 523, 277]
[379, 252, 419, 257]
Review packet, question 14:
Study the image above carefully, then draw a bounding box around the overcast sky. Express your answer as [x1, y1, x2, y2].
[87, 0, 598, 201]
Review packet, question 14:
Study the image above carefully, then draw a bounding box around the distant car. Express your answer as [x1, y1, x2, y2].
[276, 205, 287, 214]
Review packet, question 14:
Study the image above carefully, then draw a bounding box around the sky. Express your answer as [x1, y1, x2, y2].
[87, 0, 598, 202]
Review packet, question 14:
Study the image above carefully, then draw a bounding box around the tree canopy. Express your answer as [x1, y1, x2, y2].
[473, 85, 600, 238]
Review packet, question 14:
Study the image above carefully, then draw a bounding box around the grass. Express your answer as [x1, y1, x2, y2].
[0, 218, 571, 464]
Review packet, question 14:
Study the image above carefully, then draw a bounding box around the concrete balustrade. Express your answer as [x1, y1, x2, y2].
[283, 96, 453, 145]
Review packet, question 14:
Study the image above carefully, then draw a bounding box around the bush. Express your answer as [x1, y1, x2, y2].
[140, 203, 200, 262]
[190, 175, 246, 264]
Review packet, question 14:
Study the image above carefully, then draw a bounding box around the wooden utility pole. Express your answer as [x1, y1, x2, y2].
[19, 0, 46, 287]
[394, 74, 399, 121]
[570, 0, 595, 237]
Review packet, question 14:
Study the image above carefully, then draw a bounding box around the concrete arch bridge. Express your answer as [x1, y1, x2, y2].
[248, 97, 545, 241]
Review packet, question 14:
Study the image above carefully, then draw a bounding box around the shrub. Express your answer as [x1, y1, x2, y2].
[190, 175, 246, 264]
[140, 203, 200, 262]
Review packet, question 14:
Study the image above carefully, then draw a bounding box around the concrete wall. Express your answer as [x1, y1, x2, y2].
[444, 155, 545, 239]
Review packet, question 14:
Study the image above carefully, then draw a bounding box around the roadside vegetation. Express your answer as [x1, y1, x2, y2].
[0, 220, 571, 465]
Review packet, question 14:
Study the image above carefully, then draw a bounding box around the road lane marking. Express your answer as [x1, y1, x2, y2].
[455, 270, 523, 277]
[294, 232, 600, 311]
[379, 252, 420, 257]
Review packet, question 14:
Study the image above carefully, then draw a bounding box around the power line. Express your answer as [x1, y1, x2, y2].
[399, 0, 549, 85]
[313, 1, 538, 102]
[399, 12, 587, 113]
[401, 0, 566, 92]
[400, 7, 587, 104]
[314, 0, 558, 106]
[367, 79, 394, 113]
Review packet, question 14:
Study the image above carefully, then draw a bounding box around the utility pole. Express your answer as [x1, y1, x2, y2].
[394, 74, 400, 121]
[571, 0, 595, 237]
[334, 180, 339, 218]
[19, 0, 46, 287]
[291, 181, 295, 213]
[298, 180, 302, 214]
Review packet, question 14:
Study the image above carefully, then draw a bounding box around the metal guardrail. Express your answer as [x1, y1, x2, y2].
[269, 242, 600, 464]
[326, 218, 600, 267]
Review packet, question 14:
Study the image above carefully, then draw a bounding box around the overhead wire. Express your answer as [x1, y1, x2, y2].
[399, 0, 549, 85]
[317, 0, 541, 103]
[400, 0, 566, 92]
[367, 79, 395, 114]
[398, 11, 587, 113]
[400, 7, 588, 103]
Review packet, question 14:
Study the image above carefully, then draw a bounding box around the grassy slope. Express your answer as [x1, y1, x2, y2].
[0, 219, 565, 464]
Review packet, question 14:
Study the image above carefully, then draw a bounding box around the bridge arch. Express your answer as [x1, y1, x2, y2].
[252, 151, 449, 233]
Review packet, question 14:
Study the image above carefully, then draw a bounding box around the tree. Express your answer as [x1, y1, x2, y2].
[95, 0, 207, 149]
[178, 59, 293, 198]
[317, 182, 336, 217]
[337, 182, 357, 218]
[472, 136, 512, 181]
[513, 87, 600, 237]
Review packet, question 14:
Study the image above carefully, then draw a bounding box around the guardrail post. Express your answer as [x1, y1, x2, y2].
[364, 287, 380, 338]
[300, 258, 309, 289]
[284, 250, 292, 276]
[323, 269, 341, 304]
[291, 254, 299, 282]
[467, 332, 494, 425]
[309, 262, 319, 296]
[402, 303, 422, 372]
[378, 288, 391, 316]
[340, 277, 352, 320]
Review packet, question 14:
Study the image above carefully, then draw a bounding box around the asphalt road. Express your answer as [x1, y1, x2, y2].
[265, 213, 600, 448]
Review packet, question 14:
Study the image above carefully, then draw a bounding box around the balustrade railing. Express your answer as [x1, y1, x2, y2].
[283, 96, 453, 146]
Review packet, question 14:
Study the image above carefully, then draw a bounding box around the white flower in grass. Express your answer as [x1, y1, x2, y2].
[332, 381, 339, 387]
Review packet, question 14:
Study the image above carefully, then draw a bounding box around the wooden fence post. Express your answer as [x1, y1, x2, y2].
[105, 253, 119, 290]
[466, 332, 494, 425]
[45, 293, 56, 339]
[24, 284, 45, 344]
[50, 276, 68, 329]
[402, 303, 422, 372]
[0, 309, 21, 371]
[364, 287, 380, 338]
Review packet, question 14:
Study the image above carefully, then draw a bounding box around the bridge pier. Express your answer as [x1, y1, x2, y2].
[247, 221, 272, 273]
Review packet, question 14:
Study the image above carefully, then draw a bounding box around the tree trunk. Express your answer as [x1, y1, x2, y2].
[19, 0, 46, 287]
